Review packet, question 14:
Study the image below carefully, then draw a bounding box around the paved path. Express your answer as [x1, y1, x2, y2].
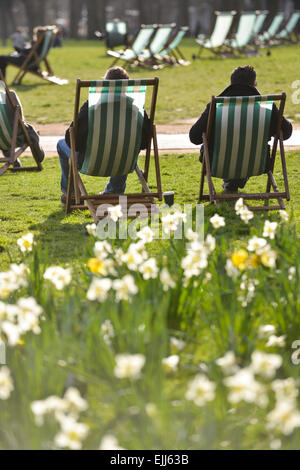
[40, 130, 300, 153]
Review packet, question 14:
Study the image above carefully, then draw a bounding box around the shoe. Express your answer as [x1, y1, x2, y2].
[13, 158, 22, 168]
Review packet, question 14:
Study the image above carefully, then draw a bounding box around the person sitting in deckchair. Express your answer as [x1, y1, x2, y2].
[0, 26, 46, 78]
[57, 66, 150, 205]
[189, 65, 293, 192]
[0, 79, 44, 167]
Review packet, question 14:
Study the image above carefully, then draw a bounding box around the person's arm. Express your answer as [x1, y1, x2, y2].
[9, 90, 24, 120]
[270, 104, 293, 141]
[189, 103, 210, 145]
[65, 100, 89, 152]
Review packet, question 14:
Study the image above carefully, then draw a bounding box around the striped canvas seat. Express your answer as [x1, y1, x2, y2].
[0, 87, 13, 151]
[107, 25, 156, 66]
[199, 92, 290, 211]
[66, 77, 162, 221]
[211, 95, 274, 179]
[0, 70, 42, 175]
[80, 79, 147, 177]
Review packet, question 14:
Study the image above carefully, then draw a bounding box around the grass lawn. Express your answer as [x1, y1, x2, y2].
[1, 40, 300, 450]
[1, 39, 300, 125]
[0, 150, 299, 269]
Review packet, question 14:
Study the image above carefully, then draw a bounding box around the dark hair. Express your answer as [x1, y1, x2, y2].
[231, 66, 256, 86]
[104, 66, 129, 80]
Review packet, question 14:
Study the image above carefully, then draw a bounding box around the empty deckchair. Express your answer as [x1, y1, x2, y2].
[157, 26, 189, 65]
[195, 11, 237, 58]
[105, 20, 128, 49]
[225, 11, 259, 56]
[11, 26, 68, 86]
[251, 10, 269, 39]
[138, 24, 176, 67]
[66, 78, 162, 221]
[275, 11, 300, 43]
[0, 71, 42, 175]
[107, 25, 157, 67]
[257, 12, 285, 45]
[199, 93, 290, 211]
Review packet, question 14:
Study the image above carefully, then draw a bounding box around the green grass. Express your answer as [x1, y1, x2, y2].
[0, 150, 299, 269]
[1, 39, 300, 124]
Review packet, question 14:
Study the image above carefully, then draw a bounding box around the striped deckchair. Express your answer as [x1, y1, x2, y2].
[224, 11, 259, 56]
[257, 12, 285, 45]
[199, 93, 290, 211]
[138, 24, 176, 68]
[0, 71, 42, 175]
[157, 26, 189, 65]
[252, 10, 269, 38]
[275, 11, 300, 43]
[105, 20, 128, 49]
[195, 11, 237, 58]
[107, 25, 157, 67]
[12, 26, 68, 86]
[66, 78, 162, 221]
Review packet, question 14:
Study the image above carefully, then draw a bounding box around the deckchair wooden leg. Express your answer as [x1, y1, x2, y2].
[152, 124, 162, 200]
[199, 160, 206, 202]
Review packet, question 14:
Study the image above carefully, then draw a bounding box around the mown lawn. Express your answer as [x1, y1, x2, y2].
[1, 39, 300, 124]
[0, 150, 299, 269]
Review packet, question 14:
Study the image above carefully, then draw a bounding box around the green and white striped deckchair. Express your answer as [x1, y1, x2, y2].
[105, 20, 128, 49]
[138, 24, 176, 67]
[12, 26, 68, 86]
[258, 12, 285, 45]
[157, 26, 189, 65]
[107, 25, 157, 67]
[252, 10, 269, 38]
[276, 11, 300, 43]
[0, 70, 42, 175]
[196, 11, 236, 58]
[199, 93, 290, 211]
[225, 12, 259, 56]
[66, 77, 162, 221]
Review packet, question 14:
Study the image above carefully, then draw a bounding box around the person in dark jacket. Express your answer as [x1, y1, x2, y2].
[189, 65, 293, 192]
[57, 66, 150, 205]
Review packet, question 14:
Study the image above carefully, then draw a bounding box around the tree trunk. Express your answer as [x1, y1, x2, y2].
[70, 0, 84, 39]
[177, 0, 189, 27]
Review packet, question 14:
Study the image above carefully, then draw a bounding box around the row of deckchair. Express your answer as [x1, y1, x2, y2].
[107, 24, 189, 69]
[1, 70, 290, 218]
[196, 10, 300, 58]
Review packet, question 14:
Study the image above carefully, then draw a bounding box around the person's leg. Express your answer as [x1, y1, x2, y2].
[25, 124, 44, 162]
[104, 174, 128, 194]
[57, 138, 72, 195]
[222, 177, 249, 192]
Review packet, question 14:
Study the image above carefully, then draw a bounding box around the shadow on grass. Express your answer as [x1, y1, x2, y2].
[29, 208, 90, 266]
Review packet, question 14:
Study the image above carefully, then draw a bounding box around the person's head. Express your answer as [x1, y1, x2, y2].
[104, 66, 129, 80]
[230, 65, 257, 87]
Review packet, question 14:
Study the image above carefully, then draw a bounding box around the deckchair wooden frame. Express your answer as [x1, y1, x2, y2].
[196, 10, 237, 58]
[0, 70, 42, 176]
[11, 26, 68, 86]
[199, 93, 290, 211]
[66, 77, 162, 221]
